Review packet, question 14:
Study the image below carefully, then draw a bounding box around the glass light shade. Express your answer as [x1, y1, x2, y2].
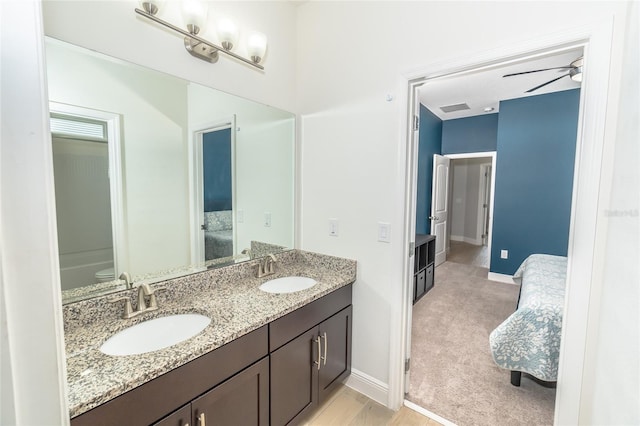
[570, 68, 583, 82]
[570, 57, 583, 83]
[217, 18, 239, 50]
[247, 32, 267, 63]
[181, 0, 208, 34]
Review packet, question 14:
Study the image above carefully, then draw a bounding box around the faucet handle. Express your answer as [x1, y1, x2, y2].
[267, 254, 277, 274]
[109, 296, 133, 319]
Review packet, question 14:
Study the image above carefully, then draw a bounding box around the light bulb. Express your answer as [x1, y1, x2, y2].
[217, 18, 238, 51]
[182, 0, 208, 35]
[247, 31, 267, 64]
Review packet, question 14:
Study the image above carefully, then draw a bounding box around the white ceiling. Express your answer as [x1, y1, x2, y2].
[419, 47, 584, 121]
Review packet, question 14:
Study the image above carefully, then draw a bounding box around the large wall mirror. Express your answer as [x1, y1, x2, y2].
[45, 38, 295, 304]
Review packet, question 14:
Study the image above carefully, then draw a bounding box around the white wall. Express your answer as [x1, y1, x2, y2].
[1, 1, 68, 423]
[450, 158, 489, 245]
[450, 162, 468, 241]
[296, 0, 632, 416]
[46, 40, 191, 277]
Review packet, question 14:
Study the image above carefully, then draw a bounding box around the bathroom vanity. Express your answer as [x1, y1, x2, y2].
[65, 250, 355, 426]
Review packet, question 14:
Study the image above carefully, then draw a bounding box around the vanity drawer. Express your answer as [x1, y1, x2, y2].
[71, 325, 268, 426]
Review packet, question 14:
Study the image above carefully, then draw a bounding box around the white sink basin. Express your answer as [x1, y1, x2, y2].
[259, 276, 317, 294]
[100, 314, 211, 356]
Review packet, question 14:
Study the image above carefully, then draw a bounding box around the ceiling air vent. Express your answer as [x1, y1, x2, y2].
[440, 103, 470, 113]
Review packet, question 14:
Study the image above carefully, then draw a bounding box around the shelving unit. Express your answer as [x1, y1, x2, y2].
[413, 234, 436, 304]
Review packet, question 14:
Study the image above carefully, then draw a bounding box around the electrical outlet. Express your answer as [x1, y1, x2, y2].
[328, 219, 339, 237]
[378, 222, 391, 243]
[264, 212, 271, 227]
[500, 249, 508, 259]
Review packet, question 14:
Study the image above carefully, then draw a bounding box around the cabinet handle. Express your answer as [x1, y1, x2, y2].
[199, 413, 206, 426]
[321, 332, 328, 366]
[314, 336, 321, 370]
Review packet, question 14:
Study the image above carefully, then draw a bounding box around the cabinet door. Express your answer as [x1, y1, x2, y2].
[270, 327, 319, 426]
[153, 404, 191, 426]
[318, 306, 352, 403]
[192, 357, 269, 426]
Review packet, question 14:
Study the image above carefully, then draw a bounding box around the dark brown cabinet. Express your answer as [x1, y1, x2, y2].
[413, 234, 435, 303]
[153, 358, 268, 426]
[72, 326, 269, 426]
[270, 285, 352, 426]
[71, 284, 353, 426]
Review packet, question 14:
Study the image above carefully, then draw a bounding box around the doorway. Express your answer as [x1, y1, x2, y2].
[191, 117, 237, 263]
[49, 103, 126, 290]
[442, 153, 495, 269]
[396, 25, 615, 424]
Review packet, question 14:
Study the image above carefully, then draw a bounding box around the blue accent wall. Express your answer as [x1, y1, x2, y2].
[441, 114, 498, 154]
[490, 89, 580, 274]
[416, 105, 442, 234]
[203, 128, 232, 212]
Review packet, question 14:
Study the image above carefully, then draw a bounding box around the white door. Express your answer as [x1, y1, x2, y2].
[430, 154, 450, 266]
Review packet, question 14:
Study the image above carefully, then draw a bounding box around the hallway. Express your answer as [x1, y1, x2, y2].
[447, 241, 489, 268]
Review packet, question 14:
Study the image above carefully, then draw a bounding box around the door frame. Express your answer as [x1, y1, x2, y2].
[393, 19, 615, 426]
[49, 101, 128, 278]
[479, 163, 493, 246]
[189, 116, 237, 264]
[442, 152, 496, 270]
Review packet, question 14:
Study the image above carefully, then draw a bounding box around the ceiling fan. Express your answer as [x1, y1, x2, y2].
[503, 57, 583, 93]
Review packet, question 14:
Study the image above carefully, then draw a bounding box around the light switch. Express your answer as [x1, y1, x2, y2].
[501, 249, 508, 259]
[378, 222, 391, 243]
[328, 219, 339, 237]
[264, 212, 271, 227]
[237, 209, 244, 223]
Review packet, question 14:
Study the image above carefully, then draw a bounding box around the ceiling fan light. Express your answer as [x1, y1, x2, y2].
[570, 67, 583, 82]
[570, 57, 583, 82]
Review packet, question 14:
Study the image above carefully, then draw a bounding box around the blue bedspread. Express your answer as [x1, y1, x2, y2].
[489, 254, 568, 381]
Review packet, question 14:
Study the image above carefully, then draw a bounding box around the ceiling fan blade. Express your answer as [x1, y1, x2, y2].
[526, 74, 569, 93]
[503, 66, 572, 78]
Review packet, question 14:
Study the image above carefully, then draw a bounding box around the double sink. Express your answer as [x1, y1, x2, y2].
[100, 276, 317, 356]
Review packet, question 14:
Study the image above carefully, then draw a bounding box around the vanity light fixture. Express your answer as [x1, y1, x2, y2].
[136, 0, 267, 70]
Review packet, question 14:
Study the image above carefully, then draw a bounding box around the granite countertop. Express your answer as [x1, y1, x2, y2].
[64, 250, 356, 418]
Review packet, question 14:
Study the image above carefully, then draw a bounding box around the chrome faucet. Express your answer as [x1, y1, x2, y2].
[257, 254, 277, 278]
[110, 284, 165, 319]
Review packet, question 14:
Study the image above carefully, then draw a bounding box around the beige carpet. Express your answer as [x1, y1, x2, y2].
[407, 261, 556, 426]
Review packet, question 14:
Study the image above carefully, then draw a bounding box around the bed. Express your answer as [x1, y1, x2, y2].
[489, 254, 568, 386]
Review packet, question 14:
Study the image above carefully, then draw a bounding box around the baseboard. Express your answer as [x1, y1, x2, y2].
[487, 272, 517, 284]
[450, 235, 482, 245]
[403, 400, 458, 426]
[344, 368, 388, 407]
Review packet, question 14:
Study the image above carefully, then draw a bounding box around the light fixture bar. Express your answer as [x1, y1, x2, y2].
[134, 8, 264, 70]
